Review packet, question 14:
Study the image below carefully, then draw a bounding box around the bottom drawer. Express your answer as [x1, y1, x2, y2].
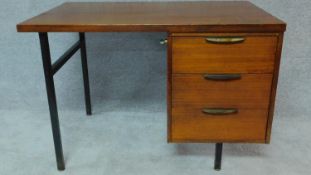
[170, 108, 268, 142]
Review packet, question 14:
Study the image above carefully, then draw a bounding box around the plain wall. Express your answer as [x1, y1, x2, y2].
[1, 0, 311, 118]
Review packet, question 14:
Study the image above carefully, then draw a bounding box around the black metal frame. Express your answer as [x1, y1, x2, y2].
[38, 32, 223, 171]
[39, 32, 92, 170]
[214, 143, 223, 170]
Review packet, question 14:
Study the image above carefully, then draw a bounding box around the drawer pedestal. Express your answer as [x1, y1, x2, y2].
[168, 33, 282, 143]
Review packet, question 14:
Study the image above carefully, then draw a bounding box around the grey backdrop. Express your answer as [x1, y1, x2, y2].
[1, 0, 311, 175]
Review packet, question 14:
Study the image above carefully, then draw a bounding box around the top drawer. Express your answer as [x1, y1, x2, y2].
[172, 34, 278, 73]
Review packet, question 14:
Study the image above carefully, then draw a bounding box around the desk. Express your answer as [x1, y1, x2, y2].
[17, 1, 286, 171]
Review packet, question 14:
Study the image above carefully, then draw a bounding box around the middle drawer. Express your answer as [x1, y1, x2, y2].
[172, 74, 273, 109]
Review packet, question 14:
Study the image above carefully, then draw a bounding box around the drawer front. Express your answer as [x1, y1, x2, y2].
[170, 74, 273, 142]
[172, 74, 273, 109]
[171, 108, 269, 142]
[172, 35, 278, 73]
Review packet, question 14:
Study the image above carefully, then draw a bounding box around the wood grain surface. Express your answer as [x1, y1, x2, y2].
[172, 34, 278, 73]
[172, 74, 273, 109]
[17, 1, 286, 32]
[265, 33, 284, 143]
[171, 108, 268, 142]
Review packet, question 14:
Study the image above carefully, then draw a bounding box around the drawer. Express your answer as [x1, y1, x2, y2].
[172, 74, 273, 109]
[170, 74, 273, 142]
[171, 108, 269, 142]
[172, 35, 278, 73]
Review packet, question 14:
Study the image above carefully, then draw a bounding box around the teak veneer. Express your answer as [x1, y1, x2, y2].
[17, 1, 286, 171]
[17, 1, 286, 33]
[172, 34, 278, 73]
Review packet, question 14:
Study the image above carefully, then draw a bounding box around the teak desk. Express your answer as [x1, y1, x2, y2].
[17, 1, 286, 171]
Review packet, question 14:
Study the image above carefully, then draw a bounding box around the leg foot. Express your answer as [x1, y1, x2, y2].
[57, 163, 66, 171]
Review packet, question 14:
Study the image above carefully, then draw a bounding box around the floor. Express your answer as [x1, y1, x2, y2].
[0, 105, 310, 175]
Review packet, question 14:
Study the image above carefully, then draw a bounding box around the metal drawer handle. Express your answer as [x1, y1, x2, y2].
[160, 39, 168, 45]
[205, 36, 245, 44]
[204, 74, 241, 81]
[202, 108, 238, 115]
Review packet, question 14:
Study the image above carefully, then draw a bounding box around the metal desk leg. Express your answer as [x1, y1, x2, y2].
[39, 33, 65, 171]
[214, 143, 223, 171]
[79, 33, 92, 115]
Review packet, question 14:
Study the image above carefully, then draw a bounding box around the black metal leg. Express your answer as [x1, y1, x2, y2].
[214, 143, 223, 171]
[79, 33, 92, 115]
[39, 33, 65, 171]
